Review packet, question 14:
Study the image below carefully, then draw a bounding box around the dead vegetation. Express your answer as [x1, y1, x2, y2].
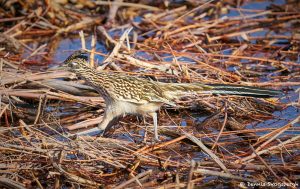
[0, 0, 300, 188]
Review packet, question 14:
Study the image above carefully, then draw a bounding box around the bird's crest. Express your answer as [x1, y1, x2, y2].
[63, 50, 89, 69]
[64, 50, 88, 63]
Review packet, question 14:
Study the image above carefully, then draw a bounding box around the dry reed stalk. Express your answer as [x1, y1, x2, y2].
[183, 131, 230, 174]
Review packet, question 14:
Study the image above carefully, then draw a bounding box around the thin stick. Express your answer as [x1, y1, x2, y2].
[114, 170, 152, 189]
[212, 101, 228, 149]
[79, 30, 86, 50]
[187, 160, 195, 189]
[34, 94, 45, 125]
[90, 33, 96, 68]
[183, 131, 230, 174]
[0, 104, 9, 118]
[194, 169, 256, 182]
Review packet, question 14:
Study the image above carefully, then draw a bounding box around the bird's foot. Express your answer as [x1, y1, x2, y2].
[154, 136, 161, 142]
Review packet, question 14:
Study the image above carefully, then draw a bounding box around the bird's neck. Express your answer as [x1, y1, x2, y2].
[73, 64, 109, 87]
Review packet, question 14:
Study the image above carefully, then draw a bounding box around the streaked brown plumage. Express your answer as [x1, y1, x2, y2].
[64, 50, 281, 140]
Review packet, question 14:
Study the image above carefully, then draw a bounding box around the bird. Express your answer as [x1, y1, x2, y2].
[63, 50, 281, 141]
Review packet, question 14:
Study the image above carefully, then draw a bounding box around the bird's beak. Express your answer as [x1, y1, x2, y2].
[61, 64, 68, 69]
[47, 64, 69, 71]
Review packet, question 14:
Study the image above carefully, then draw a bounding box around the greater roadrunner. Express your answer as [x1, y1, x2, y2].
[64, 51, 281, 140]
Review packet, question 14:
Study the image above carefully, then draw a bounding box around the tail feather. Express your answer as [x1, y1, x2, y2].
[207, 84, 281, 98]
[159, 82, 281, 99]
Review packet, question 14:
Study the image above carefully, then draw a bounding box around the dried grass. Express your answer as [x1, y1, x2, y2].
[0, 0, 299, 188]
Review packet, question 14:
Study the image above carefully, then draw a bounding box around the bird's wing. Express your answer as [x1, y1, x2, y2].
[106, 76, 176, 106]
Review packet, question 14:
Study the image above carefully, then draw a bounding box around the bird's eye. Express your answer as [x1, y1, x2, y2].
[69, 61, 78, 68]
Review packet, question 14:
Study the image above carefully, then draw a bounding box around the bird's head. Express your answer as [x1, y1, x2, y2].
[63, 50, 89, 70]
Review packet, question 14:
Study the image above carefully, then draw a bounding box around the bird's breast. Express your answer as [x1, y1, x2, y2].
[114, 101, 163, 115]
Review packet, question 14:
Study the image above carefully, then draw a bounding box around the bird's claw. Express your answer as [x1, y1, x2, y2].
[154, 136, 161, 142]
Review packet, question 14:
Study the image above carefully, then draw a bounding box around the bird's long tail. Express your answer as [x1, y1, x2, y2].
[159, 82, 281, 99]
[207, 84, 281, 98]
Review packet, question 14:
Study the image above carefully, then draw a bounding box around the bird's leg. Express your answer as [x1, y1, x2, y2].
[148, 112, 159, 141]
[143, 116, 148, 143]
[74, 105, 118, 136]
[98, 109, 115, 131]
[99, 109, 122, 136]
